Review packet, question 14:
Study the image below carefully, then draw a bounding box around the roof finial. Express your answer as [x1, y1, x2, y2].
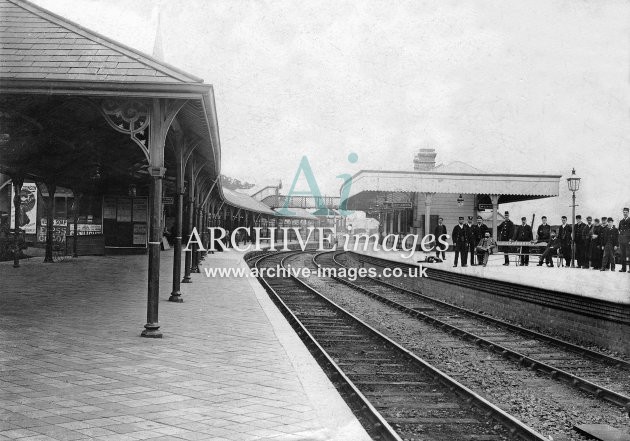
[152, 4, 164, 61]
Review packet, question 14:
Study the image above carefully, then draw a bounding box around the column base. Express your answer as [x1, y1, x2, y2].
[192, 267, 200, 273]
[140, 323, 162, 338]
[182, 276, 192, 283]
[168, 293, 184, 303]
[13, 262, 20, 268]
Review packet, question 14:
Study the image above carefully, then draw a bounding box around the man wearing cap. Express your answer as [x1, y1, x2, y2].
[581, 216, 594, 269]
[574, 215, 586, 268]
[599, 215, 608, 265]
[537, 216, 551, 243]
[465, 216, 476, 265]
[451, 216, 468, 267]
[498, 211, 515, 265]
[538, 230, 561, 267]
[470, 216, 488, 265]
[558, 216, 572, 267]
[618, 208, 630, 272]
[513, 216, 533, 266]
[601, 217, 619, 271]
[434, 218, 448, 260]
[589, 218, 603, 270]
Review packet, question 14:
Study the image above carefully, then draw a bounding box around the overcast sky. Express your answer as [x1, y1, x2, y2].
[33, 0, 630, 222]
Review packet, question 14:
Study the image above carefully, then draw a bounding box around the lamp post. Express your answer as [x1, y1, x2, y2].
[567, 168, 581, 268]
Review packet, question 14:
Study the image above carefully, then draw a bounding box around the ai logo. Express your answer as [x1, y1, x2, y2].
[276, 153, 358, 217]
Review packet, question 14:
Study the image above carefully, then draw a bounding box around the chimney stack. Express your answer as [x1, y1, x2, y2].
[413, 148, 437, 171]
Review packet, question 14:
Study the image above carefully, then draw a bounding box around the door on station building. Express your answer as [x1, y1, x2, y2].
[420, 214, 439, 237]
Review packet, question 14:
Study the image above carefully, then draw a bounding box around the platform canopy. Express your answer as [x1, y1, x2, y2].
[0, 0, 225, 337]
[0, 0, 222, 190]
[343, 162, 561, 211]
[222, 188, 275, 215]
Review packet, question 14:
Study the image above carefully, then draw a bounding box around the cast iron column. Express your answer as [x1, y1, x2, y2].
[71, 193, 81, 258]
[142, 169, 164, 337]
[182, 177, 194, 283]
[192, 192, 200, 273]
[43, 182, 56, 263]
[169, 156, 184, 302]
[11, 177, 23, 268]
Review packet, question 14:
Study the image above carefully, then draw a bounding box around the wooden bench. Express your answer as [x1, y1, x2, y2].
[495, 241, 548, 265]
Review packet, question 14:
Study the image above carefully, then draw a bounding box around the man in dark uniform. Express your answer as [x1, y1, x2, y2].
[470, 215, 488, 265]
[581, 216, 594, 269]
[558, 216, 572, 267]
[498, 211, 515, 265]
[513, 216, 533, 266]
[465, 216, 476, 265]
[434, 217, 448, 260]
[537, 216, 551, 243]
[599, 216, 608, 265]
[573, 215, 586, 268]
[618, 208, 630, 272]
[451, 216, 468, 267]
[538, 230, 561, 267]
[589, 218, 603, 270]
[601, 217, 619, 271]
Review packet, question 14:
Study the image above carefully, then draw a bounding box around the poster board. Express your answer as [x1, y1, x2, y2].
[103, 197, 117, 219]
[132, 223, 147, 245]
[10, 182, 38, 234]
[103, 196, 149, 248]
[116, 198, 132, 222]
[38, 218, 68, 243]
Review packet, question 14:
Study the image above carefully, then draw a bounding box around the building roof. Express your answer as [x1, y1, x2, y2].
[0, 0, 221, 195]
[222, 188, 276, 215]
[0, 0, 202, 83]
[343, 168, 562, 210]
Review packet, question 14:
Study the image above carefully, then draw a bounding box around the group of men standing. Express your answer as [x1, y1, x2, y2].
[435, 208, 630, 271]
[536, 208, 630, 271]
[442, 215, 490, 267]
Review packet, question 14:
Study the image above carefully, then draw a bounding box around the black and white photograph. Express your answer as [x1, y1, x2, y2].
[1, 1, 629, 440]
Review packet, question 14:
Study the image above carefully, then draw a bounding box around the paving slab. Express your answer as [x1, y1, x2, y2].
[0, 249, 371, 441]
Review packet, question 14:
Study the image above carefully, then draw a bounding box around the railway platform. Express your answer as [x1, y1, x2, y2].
[0, 250, 370, 441]
[352, 247, 630, 304]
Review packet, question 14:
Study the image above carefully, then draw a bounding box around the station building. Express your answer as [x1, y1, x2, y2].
[0, 0, 317, 336]
[343, 148, 562, 242]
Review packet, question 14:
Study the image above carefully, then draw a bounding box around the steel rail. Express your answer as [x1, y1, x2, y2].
[316, 251, 630, 412]
[254, 251, 547, 441]
[253, 251, 402, 441]
[338, 252, 630, 369]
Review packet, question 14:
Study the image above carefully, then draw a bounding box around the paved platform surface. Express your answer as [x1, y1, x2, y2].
[351, 247, 630, 304]
[0, 250, 370, 441]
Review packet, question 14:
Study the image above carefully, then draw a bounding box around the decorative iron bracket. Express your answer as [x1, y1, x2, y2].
[100, 98, 151, 161]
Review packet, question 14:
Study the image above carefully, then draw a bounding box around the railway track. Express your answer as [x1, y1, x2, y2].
[252, 251, 547, 441]
[316, 251, 630, 412]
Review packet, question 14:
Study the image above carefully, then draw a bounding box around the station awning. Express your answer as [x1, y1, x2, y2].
[0, 0, 221, 189]
[221, 188, 276, 215]
[343, 168, 561, 210]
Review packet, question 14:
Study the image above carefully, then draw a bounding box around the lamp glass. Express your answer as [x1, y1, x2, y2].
[567, 169, 581, 192]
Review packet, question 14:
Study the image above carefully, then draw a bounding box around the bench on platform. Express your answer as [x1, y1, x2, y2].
[495, 241, 548, 266]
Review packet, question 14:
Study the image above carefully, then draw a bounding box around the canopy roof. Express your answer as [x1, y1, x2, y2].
[0, 0, 221, 198]
[343, 167, 562, 210]
[0, 0, 201, 83]
[222, 188, 275, 215]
